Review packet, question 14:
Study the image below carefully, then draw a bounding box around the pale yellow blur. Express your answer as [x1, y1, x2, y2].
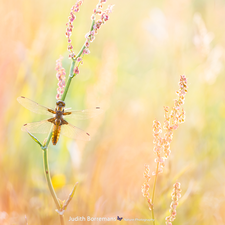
[0, 0, 225, 224]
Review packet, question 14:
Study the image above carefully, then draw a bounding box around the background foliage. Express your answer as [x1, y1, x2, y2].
[1, 0, 225, 224]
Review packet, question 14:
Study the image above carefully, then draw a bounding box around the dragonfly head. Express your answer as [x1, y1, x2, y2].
[56, 100, 65, 111]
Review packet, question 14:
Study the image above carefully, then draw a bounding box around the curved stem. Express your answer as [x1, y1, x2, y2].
[43, 148, 60, 208]
[43, 146, 65, 224]
[41, 18, 93, 224]
[42, 131, 65, 224]
[41, 9, 97, 225]
[151, 162, 159, 225]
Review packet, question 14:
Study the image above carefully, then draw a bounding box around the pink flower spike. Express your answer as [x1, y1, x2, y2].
[102, 4, 114, 18]
[155, 157, 164, 163]
[56, 73, 61, 80]
[55, 56, 66, 100]
[77, 57, 82, 62]
[56, 94, 60, 100]
[65, 0, 84, 58]
[101, 13, 109, 21]
[158, 167, 163, 174]
[85, 32, 91, 38]
[83, 48, 90, 55]
[85, 41, 90, 48]
[165, 182, 182, 224]
[69, 53, 76, 59]
[74, 66, 79, 75]
[141, 164, 152, 210]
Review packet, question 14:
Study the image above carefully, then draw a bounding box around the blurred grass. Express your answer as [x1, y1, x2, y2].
[1, 0, 225, 224]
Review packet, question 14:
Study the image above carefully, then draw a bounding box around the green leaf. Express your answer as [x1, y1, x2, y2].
[62, 182, 79, 211]
[26, 131, 43, 149]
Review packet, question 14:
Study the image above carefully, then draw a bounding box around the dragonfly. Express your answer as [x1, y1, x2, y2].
[17, 96, 100, 145]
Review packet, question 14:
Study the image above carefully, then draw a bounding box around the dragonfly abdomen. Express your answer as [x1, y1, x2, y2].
[52, 124, 61, 145]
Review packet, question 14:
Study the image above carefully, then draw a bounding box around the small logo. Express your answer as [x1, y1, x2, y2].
[117, 216, 123, 221]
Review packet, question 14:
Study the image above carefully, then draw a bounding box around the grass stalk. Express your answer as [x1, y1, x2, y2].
[151, 162, 159, 225]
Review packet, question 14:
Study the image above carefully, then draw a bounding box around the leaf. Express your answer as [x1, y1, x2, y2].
[62, 182, 79, 210]
[26, 130, 44, 149]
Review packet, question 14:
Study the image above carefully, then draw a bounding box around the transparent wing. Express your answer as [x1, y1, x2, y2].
[61, 123, 91, 141]
[64, 107, 101, 120]
[17, 96, 54, 116]
[21, 120, 53, 134]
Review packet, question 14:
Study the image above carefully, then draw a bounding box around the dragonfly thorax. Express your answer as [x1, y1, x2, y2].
[56, 100, 65, 111]
[55, 110, 64, 120]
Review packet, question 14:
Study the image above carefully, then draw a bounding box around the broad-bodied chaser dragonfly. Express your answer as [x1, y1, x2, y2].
[17, 96, 100, 145]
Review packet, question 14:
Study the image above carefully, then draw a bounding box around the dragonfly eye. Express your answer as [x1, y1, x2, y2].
[56, 100, 65, 107]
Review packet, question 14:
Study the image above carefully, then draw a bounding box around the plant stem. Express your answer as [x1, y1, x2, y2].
[61, 18, 95, 102]
[44, 130, 52, 149]
[43, 147, 59, 208]
[41, 14, 97, 225]
[61, 60, 76, 101]
[43, 145, 65, 224]
[60, 215, 65, 225]
[151, 162, 159, 225]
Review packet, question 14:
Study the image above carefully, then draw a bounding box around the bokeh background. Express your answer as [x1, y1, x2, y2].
[1, 0, 225, 224]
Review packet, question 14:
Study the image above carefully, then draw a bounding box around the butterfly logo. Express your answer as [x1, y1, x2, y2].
[117, 216, 123, 221]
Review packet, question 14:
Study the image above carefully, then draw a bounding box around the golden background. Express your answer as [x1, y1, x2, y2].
[0, 0, 225, 224]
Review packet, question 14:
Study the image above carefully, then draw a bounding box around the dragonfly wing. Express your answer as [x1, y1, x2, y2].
[22, 120, 53, 134]
[17, 96, 54, 116]
[61, 123, 91, 141]
[64, 107, 101, 120]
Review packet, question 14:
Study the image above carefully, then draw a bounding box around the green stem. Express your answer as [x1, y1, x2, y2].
[43, 146, 65, 224]
[61, 18, 96, 102]
[43, 148, 59, 208]
[151, 162, 159, 225]
[75, 46, 86, 60]
[74, 17, 94, 61]
[41, 12, 97, 225]
[61, 60, 75, 101]
[90, 17, 95, 32]
[44, 131, 52, 149]
[74, 16, 95, 60]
